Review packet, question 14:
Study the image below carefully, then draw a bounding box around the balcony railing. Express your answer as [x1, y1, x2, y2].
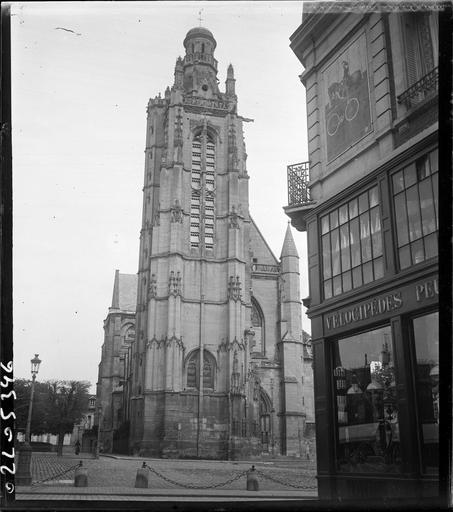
[397, 67, 438, 108]
[287, 161, 312, 207]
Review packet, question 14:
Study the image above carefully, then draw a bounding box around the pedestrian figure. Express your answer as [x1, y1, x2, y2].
[75, 440, 80, 455]
[305, 440, 310, 460]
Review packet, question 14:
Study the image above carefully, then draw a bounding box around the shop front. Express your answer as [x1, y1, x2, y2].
[314, 273, 438, 499]
[300, 142, 439, 500]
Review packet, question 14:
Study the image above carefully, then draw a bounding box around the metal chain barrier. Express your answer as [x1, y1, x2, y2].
[143, 462, 248, 489]
[31, 461, 81, 487]
[254, 468, 318, 490]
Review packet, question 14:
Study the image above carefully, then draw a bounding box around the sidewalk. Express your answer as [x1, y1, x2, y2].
[16, 485, 318, 502]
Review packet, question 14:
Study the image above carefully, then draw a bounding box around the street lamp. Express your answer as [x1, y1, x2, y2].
[16, 354, 42, 486]
[95, 406, 102, 459]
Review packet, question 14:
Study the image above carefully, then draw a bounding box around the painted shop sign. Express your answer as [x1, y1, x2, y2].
[323, 32, 373, 162]
[325, 276, 438, 333]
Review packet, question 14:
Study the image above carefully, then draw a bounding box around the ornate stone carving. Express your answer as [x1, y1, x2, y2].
[174, 108, 183, 147]
[231, 350, 240, 391]
[148, 274, 157, 299]
[229, 206, 239, 229]
[170, 199, 184, 223]
[228, 275, 242, 301]
[152, 203, 160, 227]
[168, 271, 182, 296]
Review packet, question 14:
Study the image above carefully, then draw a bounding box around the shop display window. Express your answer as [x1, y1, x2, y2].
[413, 311, 438, 474]
[392, 149, 438, 270]
[321, 185, 383, 299]
[333, 326, 402, 473]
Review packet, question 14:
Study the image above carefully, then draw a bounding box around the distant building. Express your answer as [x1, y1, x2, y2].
[97, 26, 315, 459]
[71, 395, 97, 452]
[96, 271, 137, 454]
[285, 3, 439, 501]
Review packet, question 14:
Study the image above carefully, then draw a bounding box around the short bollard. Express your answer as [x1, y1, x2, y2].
[74, 461, 88, 487]
[135, 462, 149, 488]
[246, 465, 259, 491]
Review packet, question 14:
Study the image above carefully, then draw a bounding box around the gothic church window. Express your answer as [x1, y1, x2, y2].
[185, 349, 215, 390]
[251, 298, 264, 354]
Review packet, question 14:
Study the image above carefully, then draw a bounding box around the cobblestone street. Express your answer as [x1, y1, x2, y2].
[27, 452, 317, 492]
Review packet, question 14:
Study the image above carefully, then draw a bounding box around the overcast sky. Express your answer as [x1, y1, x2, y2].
[11, 1, 309, 391]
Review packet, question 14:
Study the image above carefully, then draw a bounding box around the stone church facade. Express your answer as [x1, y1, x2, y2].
[98, 26, 314, 459]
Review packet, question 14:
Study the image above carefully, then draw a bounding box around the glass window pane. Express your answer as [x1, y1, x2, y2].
[349, 198, 358, 219]
[333, 326, 401, 473]
[404, 163, 417, 188]
[399, 245, 411, 270]
[360, 213, 372, 262]
[321, 215, 330, 235]
[333, 275, 342, 296]
[370, 207, 382, 258]
[429, 148, 438, 173]
[411, 239, 425, 265]
[413, 312, 439, 474]
[373, 257, 384, 280]
[330, 210, 339, 230]
[393, 170, 405, 193]
[394, 193, 409, 247]
[406, 185, 422, 241]
[324, 279, 332, 299]
[358, 192, 369, 214]
[331, 228, 340, 276]
[342, 271, 352, 292]
[350, 218, 361, 267]
[339, 204, 349, 224]
[416, 155, 430, 180]
[352, 266, 362, 288]
[419, 179, 436, 236]
[431, 172, 438, 227]
[363, 261, 373, 284]
[322, 234, 332, 279]
[340, 224, 351, 271]
[424, 232, 438, 260]
[369, 186, 379, 207]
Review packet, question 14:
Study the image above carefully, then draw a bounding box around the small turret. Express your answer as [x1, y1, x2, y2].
[226, 63, 236, 96]
[280, 223, 301, 340]
[174, 56, 184, 89]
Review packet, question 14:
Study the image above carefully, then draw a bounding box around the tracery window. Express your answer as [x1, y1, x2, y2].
[321, 185, 383, 299]
[190, 134, 216, 250]
[185, 350, 215, 390]
[392, 149, 438, 270]
[251, 298, 264, 354]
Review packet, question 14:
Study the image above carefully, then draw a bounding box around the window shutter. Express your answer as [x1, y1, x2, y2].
[404, 14, 421, 86]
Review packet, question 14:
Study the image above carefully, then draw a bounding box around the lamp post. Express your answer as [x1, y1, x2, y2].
[95, 406, 102, 459]
[16, 354, 42, 486]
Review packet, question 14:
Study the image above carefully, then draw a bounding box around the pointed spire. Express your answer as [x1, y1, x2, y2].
[226, 63, 236, 96]
[111, 269, 120, 308]
[280, 222, 299, 259]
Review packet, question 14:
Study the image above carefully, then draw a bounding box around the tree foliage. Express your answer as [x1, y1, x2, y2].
[15, 379, 91, 454]
[14, 378, 49, 435]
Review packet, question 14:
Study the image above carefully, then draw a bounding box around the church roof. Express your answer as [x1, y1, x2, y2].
[280, 222, 299, 259]
[111, 270, 137, 312]
[183, 26, 217, 48]
[249, 217, 279, 265]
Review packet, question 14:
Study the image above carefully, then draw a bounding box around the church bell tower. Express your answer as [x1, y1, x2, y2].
[128, 26, 310, 459]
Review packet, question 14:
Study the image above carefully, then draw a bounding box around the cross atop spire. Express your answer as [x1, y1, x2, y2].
[198, 9, 203, 26]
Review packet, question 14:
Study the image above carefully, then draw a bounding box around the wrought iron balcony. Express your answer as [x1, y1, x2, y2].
[287, 161, 312, 207]
[397, 67, 438, 108]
